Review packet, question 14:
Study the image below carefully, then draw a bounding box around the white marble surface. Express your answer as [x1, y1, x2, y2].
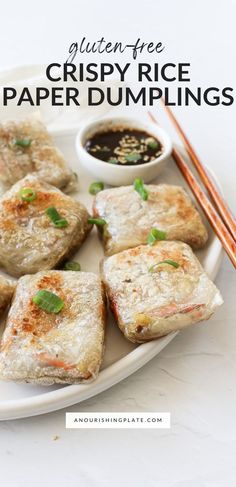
[0, 0, 236, 485]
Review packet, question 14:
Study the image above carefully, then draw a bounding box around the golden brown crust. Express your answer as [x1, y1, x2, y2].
[93, 184, 208, 255]
[101, 241, 223, 343]
[0, 117, 76, 192]
[0, 271, 106, 385]
[0, 175, 92, 277]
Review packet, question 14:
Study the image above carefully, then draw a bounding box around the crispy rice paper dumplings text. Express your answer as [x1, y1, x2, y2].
[0, 117, 76, 193]
[0, 271, 106, 385]
[102, 241, 223, 343]
[0, 276, 15, 315]
[0, 175, 92, 277]
[93, 184, 208, 255]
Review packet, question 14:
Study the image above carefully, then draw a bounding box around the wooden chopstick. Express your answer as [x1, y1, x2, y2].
[161, 101, 236, 241]
[148, 111, 236, 269]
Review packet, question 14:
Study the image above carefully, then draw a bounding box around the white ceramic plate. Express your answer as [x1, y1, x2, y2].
[0, 128, 223, 420]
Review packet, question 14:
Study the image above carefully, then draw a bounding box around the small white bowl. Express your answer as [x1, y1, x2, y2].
[76, 117, 172, 186]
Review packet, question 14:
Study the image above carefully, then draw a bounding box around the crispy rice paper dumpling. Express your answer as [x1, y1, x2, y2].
[93, 184, 208, 255]
[0, 117, 77, 193]
[101, 241, 223, 343]
[0, 175, 92, 277]
[0, 276, 15, 315]
[0, 271, 106, 385]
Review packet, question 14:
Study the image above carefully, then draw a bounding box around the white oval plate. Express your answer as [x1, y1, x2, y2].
[0, 128, 223, 420]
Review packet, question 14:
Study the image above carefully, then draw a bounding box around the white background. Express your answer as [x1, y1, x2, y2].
[0, 1, 236, 486]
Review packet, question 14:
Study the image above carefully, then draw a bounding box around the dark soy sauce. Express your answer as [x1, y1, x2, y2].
[85, 127, 163, 166]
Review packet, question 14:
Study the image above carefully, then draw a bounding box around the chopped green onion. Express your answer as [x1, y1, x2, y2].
[64, 261, 81, 271]
[19, 187, 36, 202]
[147, 228, 167, 245]
[14, 138, 32, 148]
[146, 137, 159, 150]
[134, 178, 149, 201]
[149, 259, 180, 272]
[32, 290, 64, 314]
[89, 182, 104, 195]
[88, 217, 107, 226]
[108, 157, 118, 164]
[54, 219, 68, 228]
[125, 153, 141, 163]
[46, 207, 68, 228]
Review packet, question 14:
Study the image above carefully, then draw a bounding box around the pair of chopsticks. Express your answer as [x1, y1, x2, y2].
[148, 107, 236, 269]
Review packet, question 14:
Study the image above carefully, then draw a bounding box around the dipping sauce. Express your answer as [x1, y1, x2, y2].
[85, 128, 163, 165]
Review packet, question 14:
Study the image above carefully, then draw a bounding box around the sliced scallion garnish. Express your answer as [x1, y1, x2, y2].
[89, 182, 104, 195]
[32, 290, 64, 314]
[54, 219, 68, 228]
[134, 178, 149, 201]
[88, 217, 107, 226]
[146, 137, 159, 150]
[14, 138, 32, 148]
[46, 207, 68, 228]
[64, 261, 81, 271]
[19, 187, 36, 202]
[149, 259, 180, 272]
[147, 228, 167, 245]
[108, 157, 118, 164]
[125, 153, 141, 163]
